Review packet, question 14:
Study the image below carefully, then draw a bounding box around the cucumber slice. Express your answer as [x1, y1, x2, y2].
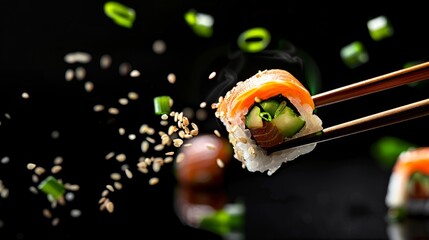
[271, 106, 305, 137]
[260, 100, 279, 118]
[245, 106, 263, 129]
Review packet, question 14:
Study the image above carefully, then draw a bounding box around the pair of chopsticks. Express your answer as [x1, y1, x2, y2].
[266, 61, 429, 155]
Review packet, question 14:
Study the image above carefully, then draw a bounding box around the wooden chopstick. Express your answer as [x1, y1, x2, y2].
[265, 61, 429, 155]
[313, 61, 429, 107]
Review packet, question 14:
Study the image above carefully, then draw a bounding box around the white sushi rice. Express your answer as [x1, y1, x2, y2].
[222, 96, 322, 176]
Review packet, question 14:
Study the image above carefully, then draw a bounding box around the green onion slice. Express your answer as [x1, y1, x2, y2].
[237, 27, 271, 53]
[104, 1, 136, 28]
[259, 112, 272, 122]
[153, 96, 172, 115]
[38, 175, 65, 200]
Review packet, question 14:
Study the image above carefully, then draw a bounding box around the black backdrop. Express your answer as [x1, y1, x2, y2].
[1, 2, 429, 239]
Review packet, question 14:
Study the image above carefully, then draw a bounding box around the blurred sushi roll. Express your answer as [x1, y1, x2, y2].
[385, 147, 429, 221]
[213, 69, 323, 175]
[174, 134, 233, 189]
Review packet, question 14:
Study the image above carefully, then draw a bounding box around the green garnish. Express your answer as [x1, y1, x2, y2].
[38, 175, 65, 200]
[153, 96, 172, 115]
[104, 1, 136, 28]
[259, 111, 272, 122]
[237, 27, 271, 53]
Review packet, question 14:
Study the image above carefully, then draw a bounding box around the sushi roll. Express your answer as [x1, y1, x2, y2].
[385, 147, 429, 218]
[213, 69, 323, 175]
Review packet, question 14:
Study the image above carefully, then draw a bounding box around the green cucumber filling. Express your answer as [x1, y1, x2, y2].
[245, 95, 305, 138]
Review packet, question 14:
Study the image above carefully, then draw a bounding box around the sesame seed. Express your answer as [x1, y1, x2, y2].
[161, 114, 168, 120]
[51, 165, 62, 174]
[114, 181, 123, 190]
[199, 102, 207, 108]
[75, 66, 86, 80]
[93, 104, 105, 112]
[106, 201, 114, 213]
[70, 209, 82, 218]
[43, 209, 53, 218]
[154, 144, 164, 151]
[118, 98, 129, 105]
[51, 217, 60, 226]
[214, 130, 221, 137]
[100, 54, 112, 69]
[128, 134, 136, 140]
[208, 71, 217, 79]
[167, 73, 176, 84]
[29, 186, 38, 194]
[176, 152, 185, 163]
[115, 153, 126, 162]
[165, 151, 174, 156]
[110, 173, 121, 181]
[149, 177, 159, 185]
[217, 158, 224, 168]
[130, 69, 140, 77]
[152, 40, 166, 54]
[32, 174, 39, 183]
[84, 81, 94, 92]
[34, 167, 46, 175]
[119, 62, 131, 76]
[27, 163, 36, 170]
[146, 137, 156, 144]
[206, 143, 216, 150]
[106, 185, 115, 192]
[21, 92, 30, 99]
[105, 152, 115, 160]
[128, 91, 139, 100]
[108, 107, 120, 115]
[54, 156, 63, 165]
[141, 141, 149, 153]
[125, 169, 133, 179]
[65, 69, 74, 81]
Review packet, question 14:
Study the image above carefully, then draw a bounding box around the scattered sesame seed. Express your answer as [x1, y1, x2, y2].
[130, 69, 140, 77]
[65, 69, 74, 81]
[128, 91, 139, 100]
[51, 165, 62, 174]
[84, 81, 94, 92]
[1, 156, 9, 164]
[21, 92, 30, 99]
[167, 73, 176, 84]
[93, 104, 105, 112]
[125, 169, 133, 179]
[217, 158, 224, 168]
[208, 71, 216, 79]
[115, 153, 126, 162]
[118, 98, 129, 105]
[106, 201, 114, 213]
[106, 185, 115, 192]
[105, 152, 115, 160]
[100, 54, 112, 69]
[108, 107, 120, 115]
[75, 66, 86, 80]
[149, 177, 159, 185]
[214, 130, 221, 137]
[152, 40, 166, 54]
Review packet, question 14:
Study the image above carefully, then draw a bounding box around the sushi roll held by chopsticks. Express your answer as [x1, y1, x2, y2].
[213, 69, 323, 175]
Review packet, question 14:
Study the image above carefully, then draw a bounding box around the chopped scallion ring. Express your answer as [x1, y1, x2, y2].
[259, 112, 272, 122]
[153, 96, 172, 115]
[38, 175, 65, 200]
[104, 1, 136, 28]
[237, 27, 271, 53]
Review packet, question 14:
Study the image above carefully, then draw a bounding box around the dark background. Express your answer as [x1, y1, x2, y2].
[1, 2, 429, 239]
